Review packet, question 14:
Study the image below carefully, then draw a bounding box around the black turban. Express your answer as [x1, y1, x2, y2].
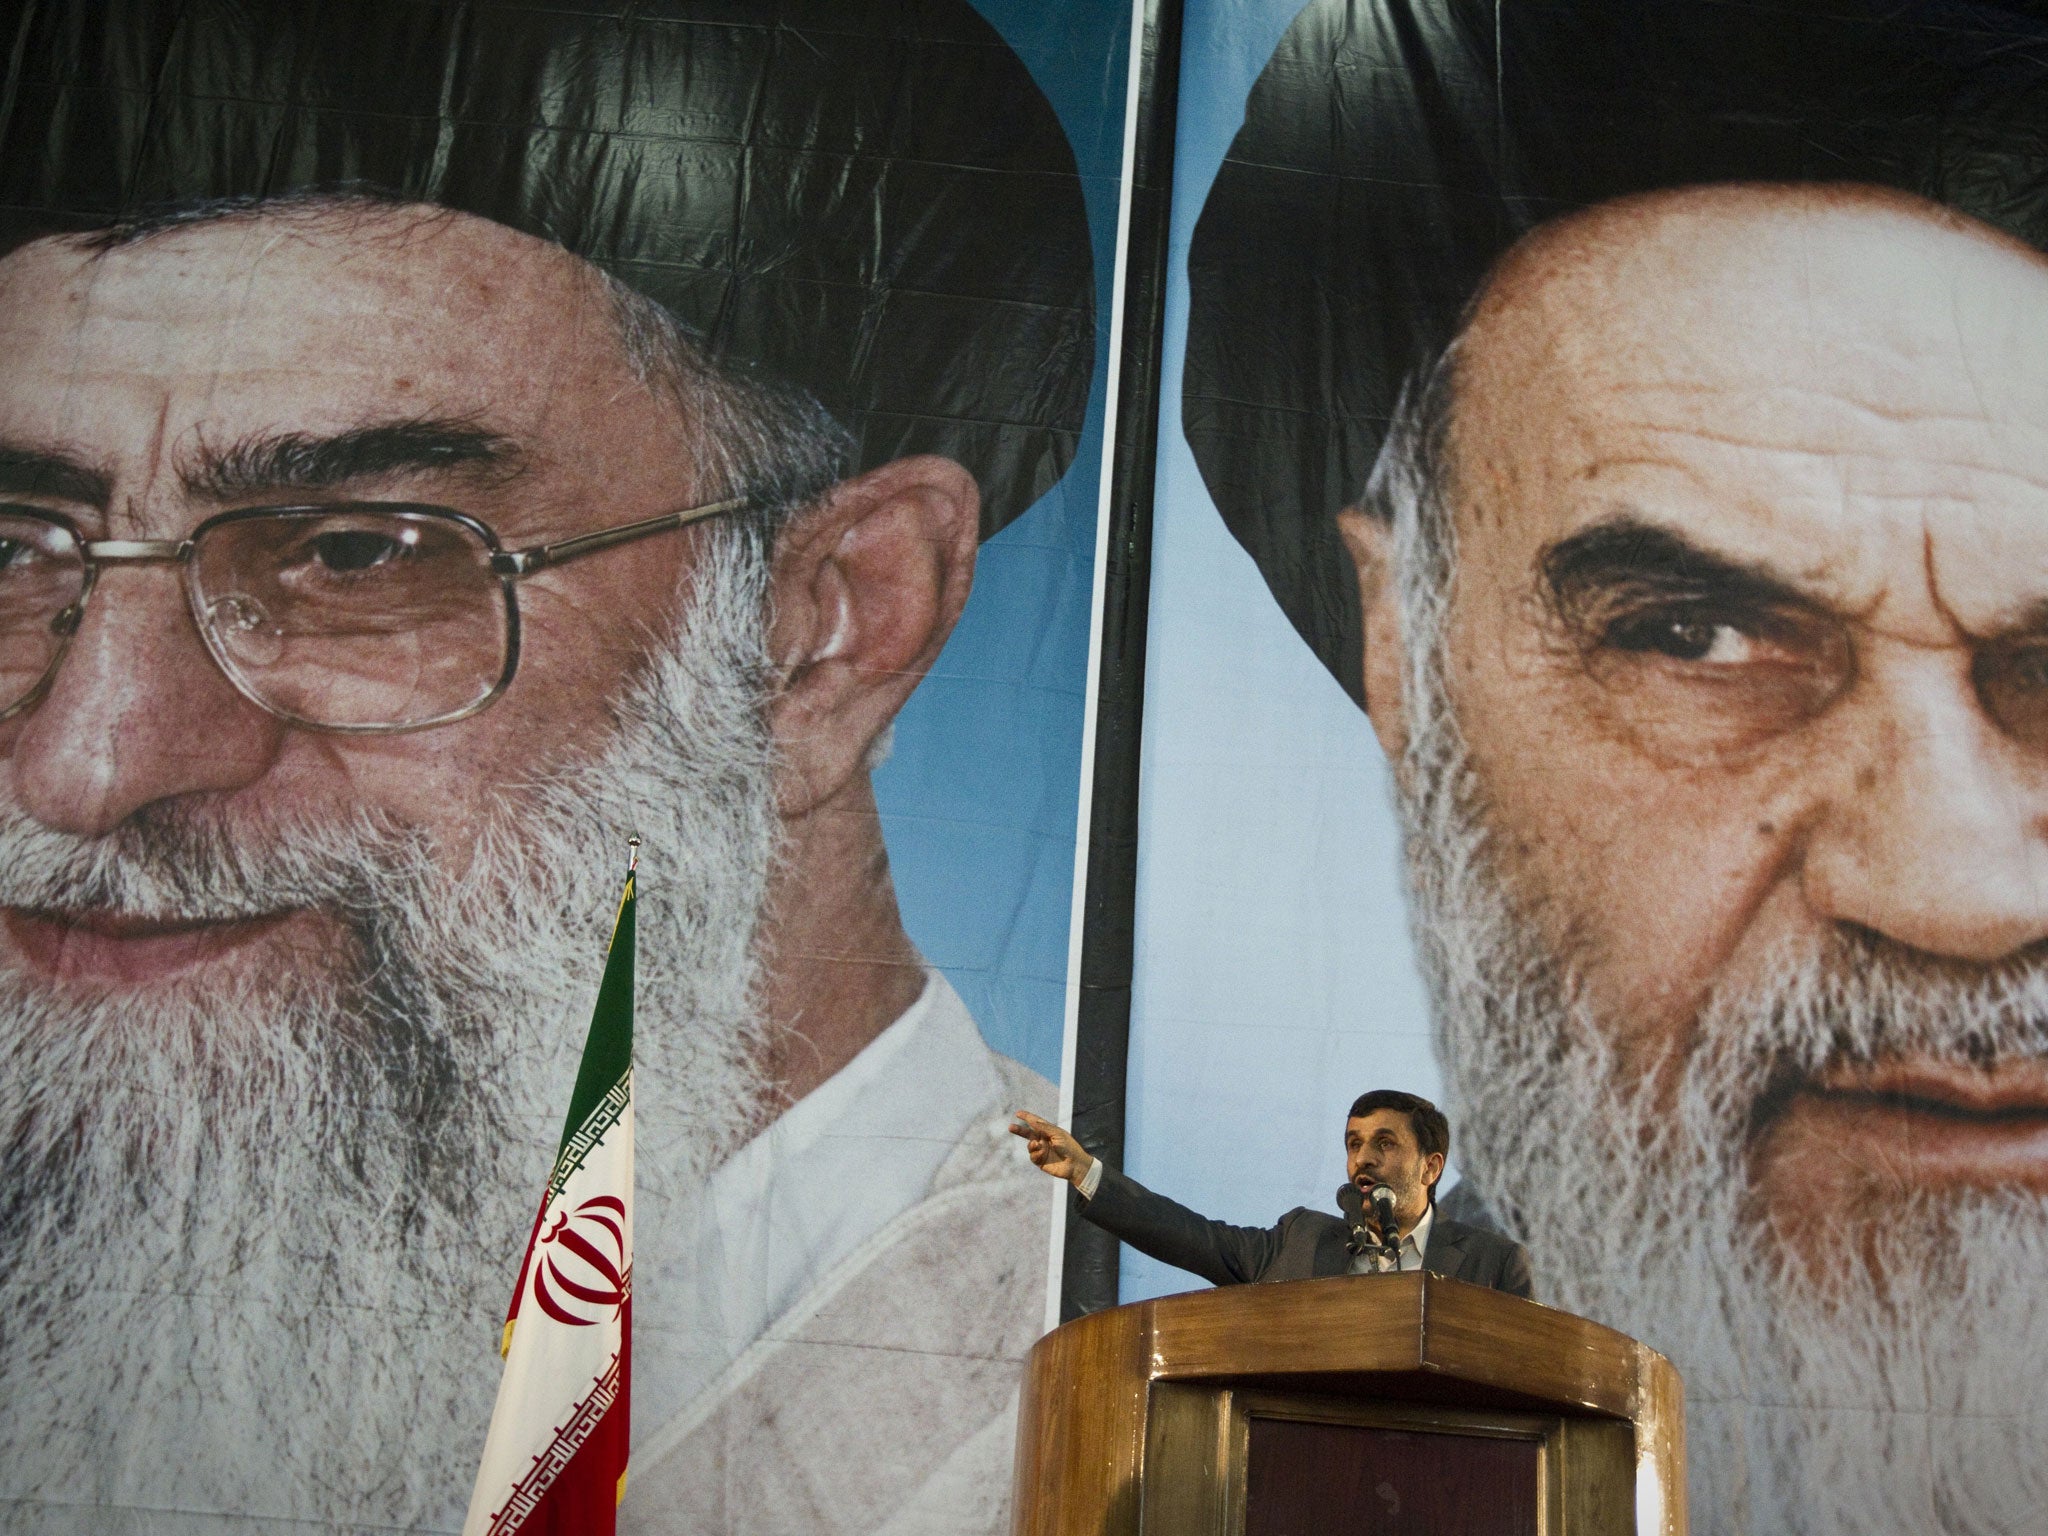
[0, 0, 1096, 538]
[1184, 0, 2048, 704]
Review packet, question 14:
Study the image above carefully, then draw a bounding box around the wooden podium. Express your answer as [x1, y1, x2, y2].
[1011, 1272, 1683, 1536]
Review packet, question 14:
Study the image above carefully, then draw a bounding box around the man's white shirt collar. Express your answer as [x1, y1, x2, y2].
[632, 968, 1002, 1438]
[1407, 1200, 1435, 1263]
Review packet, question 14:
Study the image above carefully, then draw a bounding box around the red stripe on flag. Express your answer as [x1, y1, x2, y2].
[499, 1399, 628, 1536]
[487, 1300, 633, 1536]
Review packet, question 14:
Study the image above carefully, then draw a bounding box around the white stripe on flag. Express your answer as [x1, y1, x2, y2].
[462, 1083, 633, 1536]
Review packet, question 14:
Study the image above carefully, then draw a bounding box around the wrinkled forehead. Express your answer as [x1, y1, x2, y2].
[1464, 186, 2048, 440]
[0, 206, 631, 417]
[1445, 187, 2048, 623]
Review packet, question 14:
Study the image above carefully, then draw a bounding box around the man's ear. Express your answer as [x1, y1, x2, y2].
[765, 454, 979, 818]
[1335, 506, 1410, 764]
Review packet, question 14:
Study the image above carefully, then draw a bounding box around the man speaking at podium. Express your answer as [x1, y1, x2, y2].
[1012, 1091, 1532, 1295]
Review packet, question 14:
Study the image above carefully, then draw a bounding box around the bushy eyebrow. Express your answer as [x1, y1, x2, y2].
[0, 444, 114, 507]
[178, 418, 525, 500]
[1540, 515, 1816, 625]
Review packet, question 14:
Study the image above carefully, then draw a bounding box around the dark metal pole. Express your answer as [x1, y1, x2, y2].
[1060, 0, 1185, 1323]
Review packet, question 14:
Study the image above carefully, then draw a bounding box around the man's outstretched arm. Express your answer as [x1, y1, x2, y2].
[1008, 1110, 1282, 1286]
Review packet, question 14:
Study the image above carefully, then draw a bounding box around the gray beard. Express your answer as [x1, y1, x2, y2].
[1392, 547, 2048, 1533]
[0, 535, 778, 1533]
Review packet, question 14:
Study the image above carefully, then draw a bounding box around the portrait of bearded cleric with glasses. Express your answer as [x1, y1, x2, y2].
[1183, 1, 2048, 1533]
[0, 3, 1094, 1532]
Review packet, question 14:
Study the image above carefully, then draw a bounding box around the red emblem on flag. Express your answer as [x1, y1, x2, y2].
[531, 1196, 629, 1326]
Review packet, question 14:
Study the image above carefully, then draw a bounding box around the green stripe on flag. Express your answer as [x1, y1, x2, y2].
[553, 872, 635, 1162]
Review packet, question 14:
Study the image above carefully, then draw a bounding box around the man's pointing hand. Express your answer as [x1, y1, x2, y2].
[1008, 1109, 1095, 1188]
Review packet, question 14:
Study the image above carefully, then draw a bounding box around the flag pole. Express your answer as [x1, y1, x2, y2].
[627, 834, 641, 874]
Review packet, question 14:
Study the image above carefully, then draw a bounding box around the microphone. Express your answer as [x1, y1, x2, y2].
[1335, 1182, 1375, 1257]
[1369, 1183, 1402, 1265]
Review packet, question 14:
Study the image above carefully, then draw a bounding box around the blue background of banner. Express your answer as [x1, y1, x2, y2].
[1118, 0, 1443, 1303]
[874, 2, 1129, 1086]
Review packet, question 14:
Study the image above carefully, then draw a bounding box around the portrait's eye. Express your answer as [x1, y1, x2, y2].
[1604, 609, 1765, 665]
[306, 528, 408, 574]
[1974, 638, 2048, 751]
[0, 519, 80, 592]
[201, 513, 490, 642]
[0, 520, 60, 576]
[1575, 597, 1852, 764]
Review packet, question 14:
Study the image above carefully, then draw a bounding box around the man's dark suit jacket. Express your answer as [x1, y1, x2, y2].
[1080, 1166, 1535, 1298]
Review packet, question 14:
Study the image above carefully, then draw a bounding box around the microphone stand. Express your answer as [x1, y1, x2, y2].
[1370, 1184, 1402, 1271]
[1342, 1183, 1408, 1272]
[1376, 1214, 1402, 1271]
[1336, 1184, 1376, 1261]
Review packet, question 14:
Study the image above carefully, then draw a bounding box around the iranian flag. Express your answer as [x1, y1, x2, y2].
[463, 854, 637, 1536]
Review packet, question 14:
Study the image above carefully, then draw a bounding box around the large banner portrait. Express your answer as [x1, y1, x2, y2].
[1129, 0, 2048, 1532]
[0, 2, 1125, 1531]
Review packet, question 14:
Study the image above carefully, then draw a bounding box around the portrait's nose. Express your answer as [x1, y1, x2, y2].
[5, 564, 285, 836]
[1802, 650, 2048, 962]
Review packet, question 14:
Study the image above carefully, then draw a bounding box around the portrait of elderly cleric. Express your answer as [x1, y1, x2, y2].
[0, 2, 1095, 1532]
[1184, 1, 2048, 1533]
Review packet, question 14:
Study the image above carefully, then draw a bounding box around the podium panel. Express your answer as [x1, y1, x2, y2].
[1012, 1272, 1681, 1536]
[1245, 1413, 1542, 1535]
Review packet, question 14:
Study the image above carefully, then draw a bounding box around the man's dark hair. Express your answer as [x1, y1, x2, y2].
[1348, 1090, 1449, 1171]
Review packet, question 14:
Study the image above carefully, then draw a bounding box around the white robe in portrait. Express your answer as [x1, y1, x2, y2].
[623, 970, 1056, 1536]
